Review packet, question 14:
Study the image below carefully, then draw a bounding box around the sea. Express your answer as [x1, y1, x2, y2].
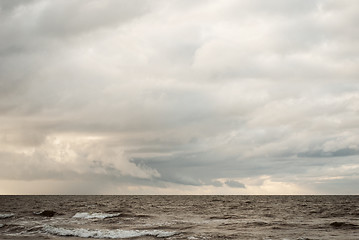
[0, 195, 358, 240]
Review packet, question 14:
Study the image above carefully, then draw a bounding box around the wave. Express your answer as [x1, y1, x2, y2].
[0, 224, 4, 228]
[330, 222, 358, 229]
[34, 210, 57, 217]
[43, 225, 176, 238]
[0, 213, 14, 219]
[73, 212, 122, 220]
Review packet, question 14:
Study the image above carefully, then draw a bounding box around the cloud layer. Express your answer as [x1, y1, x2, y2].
[0, 0, 358, 194]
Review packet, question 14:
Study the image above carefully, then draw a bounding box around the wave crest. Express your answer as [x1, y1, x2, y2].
[43, 225, 176, 238]
[0, 213, 14, 219]
[73, 212, 121, 220]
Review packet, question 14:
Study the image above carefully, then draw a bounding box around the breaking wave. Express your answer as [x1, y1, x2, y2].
[73, 212, 122, 220]
[43, 225, 176, 238]
[0, 213, 14, 219]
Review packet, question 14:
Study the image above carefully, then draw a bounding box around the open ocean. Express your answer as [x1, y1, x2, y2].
[0, 195, 358, 240]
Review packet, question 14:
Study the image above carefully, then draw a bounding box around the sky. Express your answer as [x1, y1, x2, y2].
[0, 0, 358, 195]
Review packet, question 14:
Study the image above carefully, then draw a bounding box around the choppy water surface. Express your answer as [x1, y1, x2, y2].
[0, 195, 358, 240]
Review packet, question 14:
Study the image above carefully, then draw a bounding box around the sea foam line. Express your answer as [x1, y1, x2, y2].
[43, 225, 176, 239]
[72, 212, 122, 220]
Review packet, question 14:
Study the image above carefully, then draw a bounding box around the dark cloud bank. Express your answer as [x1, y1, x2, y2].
[0, 0, 358, 194]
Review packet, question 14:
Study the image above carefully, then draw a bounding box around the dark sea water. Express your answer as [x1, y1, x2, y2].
[0, 195, 358, 240]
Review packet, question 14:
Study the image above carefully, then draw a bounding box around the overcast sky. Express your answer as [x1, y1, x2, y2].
[0, 0, 358, 194]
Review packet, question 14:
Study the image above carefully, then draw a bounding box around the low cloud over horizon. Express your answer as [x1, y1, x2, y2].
[0, 0, 358, 194]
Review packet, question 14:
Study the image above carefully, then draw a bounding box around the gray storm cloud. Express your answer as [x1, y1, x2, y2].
[0, 0, 358, 194]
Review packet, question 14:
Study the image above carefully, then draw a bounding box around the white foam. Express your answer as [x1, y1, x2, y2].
[43, 225, 176, 238]
[0, 213, 14, 219]
[72, 212, 122, 220]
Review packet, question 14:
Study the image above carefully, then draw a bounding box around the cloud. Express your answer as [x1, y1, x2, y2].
[0, 0, 358, 194]
[225, 180, 246, 189]
[0, 135, 160, 182]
